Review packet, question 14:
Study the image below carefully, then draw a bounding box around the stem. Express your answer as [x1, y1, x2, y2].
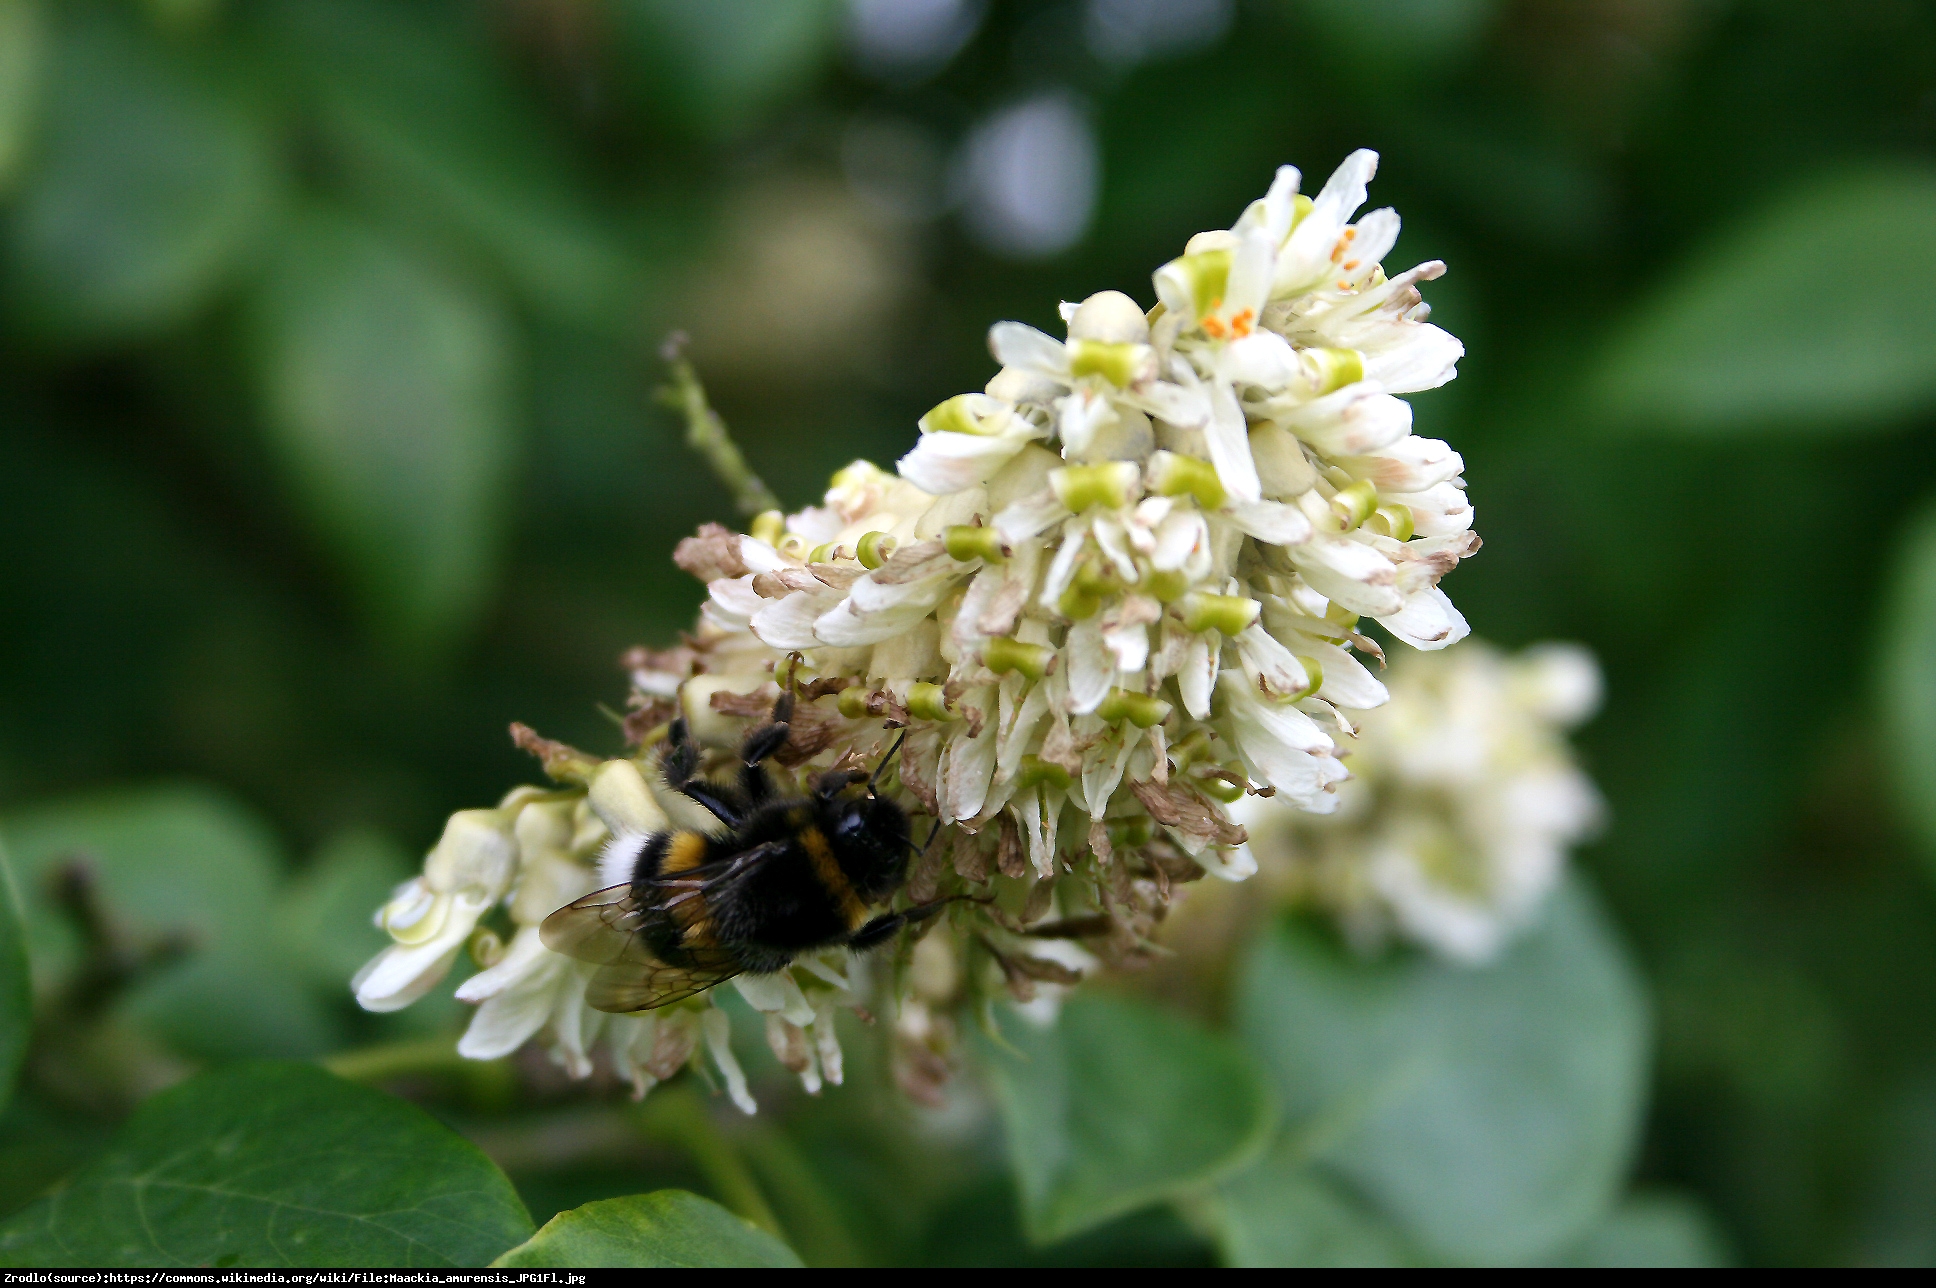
[633, 1082, 784, 1238]
[321, 1037, 471, 1083]
[656, 332, 782, 518]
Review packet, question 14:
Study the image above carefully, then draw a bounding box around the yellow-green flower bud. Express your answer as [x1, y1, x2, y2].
[1146, 450, 1228, 509]
[1067, 339, 1155, 387]
[1057, 586, 1103, 620]
[750, 510, 785, 546]
[1329, 479, 1379, 530]
[921, 392, 1013, 437]
[1141, 567, 1190, 602]
[1289, 193, 1314, 232]
[1169, 728, 1213, 771]
[1018, 755, 1072, 791]
[1074, 557, 1120, 596]
[907, 683, 960, 722]
[1195, 768, 1246, 803]
[1155, 248, 1232, 320]
[1106, 816, 1154, 848]
[983, 636, 1055, 680]
[468, 927, 506, 969]
[1179, 591, 1261, 635]
[944, 525, 1008, 563]
[1295, 655, 1324, 698]
[1324, 600, 1360, 629]
[1311, 347, 1365, 394]
[838, 685, 871, 719]
[589, 758, 669, 836]
[1367, 503, 1415, 541]
[1097, 688, 1173, 728]
[856, 531, 897, 569]
[808, 541, 844, 564]
[777, 533, 811, 561]
[1050, 461, 1142, 513]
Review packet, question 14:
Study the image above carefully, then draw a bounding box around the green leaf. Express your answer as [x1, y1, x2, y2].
[1881, 497, 1936, 872]
[5, 4, 274, 340]
[0, 840, 29, 1114]
[1591, 167, 1936, 435]
[614, 0, 839, 139]
[1, 784, 337, 1060]
[1236, 877, 1649, 1265]
[1213, 1142, 1413, 1267]
[976, 993, 1276, 1245]
[252, 209, 517, 660]
[263, 0, 638, 326]
[0, 1062, 533, 1267]
[1554, 1194, 1731, 1267]
[0, 0, 45, 194]
[491, 1191, 802, 1268]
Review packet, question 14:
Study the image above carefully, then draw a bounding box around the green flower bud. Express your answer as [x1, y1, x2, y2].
[1193, 764, 1247, 802]
[838, 685, 871, 719]
[1311, 347, 1365, 394]
[1057, 586, 1103, 620]
[1155, 248, 1232, 319]
[1018, 754, 1072, 791]
[1295, 655, 1324, 698]
[777, 533, 811, 561]
[1142, 568, 1190, 602]
[1050, 461, 1142, 513]
[983, 636, 1055, 681]
[944, 525, 1008, 563]
[1289, 192, 1314, 232]
[1146, 450, 1228, 509]
[751, 510, 785, 546]
[589, 758, 670, 836]
[1106, 816, 1154, 849]
[808, 541, 844, 564]
[921, 392, 1012, 437]
[1329, 479, 1379, 530]
[1324, 600, 1360, 629]
[468, 927, 506, 969]
[1178, 591, 1261, 635]
[1068, 339, 1155, 387]
[1168, 728, 1213, 772]
[1097, 688, 1173, 728]
[856, 531, 897, 569]
[1367, 503, 1415, 541]
[908, 683, 960, 722]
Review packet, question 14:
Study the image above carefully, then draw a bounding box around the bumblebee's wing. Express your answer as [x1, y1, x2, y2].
[539, 883, 651, 966]
[586, 946, 744, 1013]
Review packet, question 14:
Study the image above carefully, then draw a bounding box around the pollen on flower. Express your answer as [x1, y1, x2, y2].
[351, 147, 1481, 1111]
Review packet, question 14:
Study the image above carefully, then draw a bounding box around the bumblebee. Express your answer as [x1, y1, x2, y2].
[542, 693, 939, 1013]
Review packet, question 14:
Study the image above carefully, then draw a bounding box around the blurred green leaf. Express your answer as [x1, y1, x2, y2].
[976, 993, 1275, 1245]
[614, 0, 839, 139]
[274, 829, 413, 997]
[0, 1062, 533, 1267]
[4, 3, 273, 339]
[491, 1191, 802, 1268]
[265, 0, 638, 326]
[1296, 0, 1495, 81]
[1882, 497, 1936, 874]
[1, 785, 337, 1060]
[1236, 877, 1649, 1265]
[1592, 167, 1936, 434]
[252, 209, 517, 661]
[1554, 1194, 1731, 1267]
[0, 0, 45, 193]
[1212, 1142, 1413, 1267]
[0, 840, 28, 1114]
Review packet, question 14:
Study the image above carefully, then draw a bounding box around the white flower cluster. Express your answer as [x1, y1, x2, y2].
[705, 149, 1471, 873]
[352, 758, 857, 1112]
[352, 150, 1480, 1102]
[1237, 641, 1604, 963]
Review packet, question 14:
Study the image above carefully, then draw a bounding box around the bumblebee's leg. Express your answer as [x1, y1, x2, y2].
[848, 895, 985, 952]
[662, 718, 701, 790]
[739, 691, 795, 767]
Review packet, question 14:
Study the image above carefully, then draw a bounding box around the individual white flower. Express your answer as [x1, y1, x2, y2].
[1238, 640, 1604, 963]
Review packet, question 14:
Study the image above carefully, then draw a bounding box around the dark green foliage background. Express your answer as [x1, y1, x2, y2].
[4, 0, 1936, 1267]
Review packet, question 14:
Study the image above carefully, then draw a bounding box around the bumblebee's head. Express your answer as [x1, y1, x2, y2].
[822, 792, 911, 898]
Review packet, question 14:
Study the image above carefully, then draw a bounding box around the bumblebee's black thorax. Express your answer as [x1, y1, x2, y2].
[629, 789, 910, 973]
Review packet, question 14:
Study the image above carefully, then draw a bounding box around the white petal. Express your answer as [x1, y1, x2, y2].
[1066, 617, 1116, 714]
[995, 489, 1071, 546]
[1223, 500, 1313, 546]
[1179, 633, 1216, 719]
[1362, 323, 1462, 393]
[1220, 331, 1300, 388]
[1206, 382, 1262, 505]
[989, 320, 1071, 378]
[702, 1006, 757, 1115]
[750, 590, 834, 650]
[1277, 385, 1411, 455]
[1302, 640, 1389, 709]
[1377, 585, 1470, 651]
[708, 576, 765, 625]
[1336, 437, 1463, 493]
[899, 427, 1036, 495]
[351, 938, 464, 1013]
[1235, 623, 1314, 700]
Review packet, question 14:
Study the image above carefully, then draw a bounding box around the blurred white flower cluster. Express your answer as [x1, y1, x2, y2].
[353, 150, 1484, 1105]
[1238, 641, 1604, 963]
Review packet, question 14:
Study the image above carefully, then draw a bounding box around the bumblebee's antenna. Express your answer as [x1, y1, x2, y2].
[867, 730, 908, 798]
